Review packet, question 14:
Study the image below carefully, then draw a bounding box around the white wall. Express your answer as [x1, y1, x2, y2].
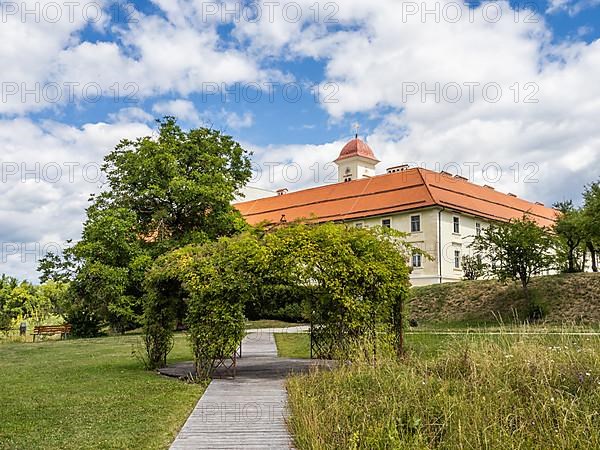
[350, 208, 491, 286]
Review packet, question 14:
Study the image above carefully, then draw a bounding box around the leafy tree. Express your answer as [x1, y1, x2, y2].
[583, 181, 600, 272]
[471, 216, 557, 308]
[101, 116, 251, 250]
[38, 117, 252, 334]
[0, 275, 19, 332]
[461, 255, 486, 280]
[553, 200, 586, 273]
[0, 276, 68, 332]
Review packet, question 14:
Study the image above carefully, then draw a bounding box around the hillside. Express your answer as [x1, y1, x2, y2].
[409, 273, 600, 325]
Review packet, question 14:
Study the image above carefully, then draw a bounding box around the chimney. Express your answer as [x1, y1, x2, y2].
[535, 201, 545, 206]
[276, 188, 288, 196]
[386, 164, 409, 174]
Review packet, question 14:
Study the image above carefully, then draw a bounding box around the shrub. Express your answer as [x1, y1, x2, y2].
[65, 306, 102, 338]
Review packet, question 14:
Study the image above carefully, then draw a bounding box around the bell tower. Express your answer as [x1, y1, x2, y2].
[334, 132, 379, 182]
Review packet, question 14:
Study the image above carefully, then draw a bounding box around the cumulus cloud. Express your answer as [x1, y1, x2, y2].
[237, 0, 600, 206]
[546, 0, 600, 15]
[0, 118, 152, 280]
[1, 0, 600, 280]
[221, 110, 254, 129]
[153, 100, 201, 124]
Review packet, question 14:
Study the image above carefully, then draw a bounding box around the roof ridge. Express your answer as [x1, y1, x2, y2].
[416, 167, 439, 205]
[241, 181, 426, 217]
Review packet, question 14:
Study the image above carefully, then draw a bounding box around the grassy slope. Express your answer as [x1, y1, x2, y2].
[410, 272, 600, 325]
[0, 334, 205, 450]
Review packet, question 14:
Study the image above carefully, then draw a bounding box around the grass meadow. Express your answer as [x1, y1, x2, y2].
[0, 333, 205, 450]
[280, 329, 600, 449]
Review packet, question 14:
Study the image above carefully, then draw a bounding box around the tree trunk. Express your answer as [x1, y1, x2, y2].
[568, 249, 575, 273]
[588, 242, 598, 272]
[521, 276, 530, 302]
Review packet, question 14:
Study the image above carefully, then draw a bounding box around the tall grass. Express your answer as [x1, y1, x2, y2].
[287, 331, 600, 449]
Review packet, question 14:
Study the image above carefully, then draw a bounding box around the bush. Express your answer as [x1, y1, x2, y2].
[0, 311, 12, 333]
[65, 307, 102, 338]
[270, 302, 306, 322]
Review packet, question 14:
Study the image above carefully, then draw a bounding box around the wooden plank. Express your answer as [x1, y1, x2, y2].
[170, 332, 295, 450]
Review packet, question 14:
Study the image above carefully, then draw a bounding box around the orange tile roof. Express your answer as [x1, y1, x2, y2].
[234, 168, 558, 227]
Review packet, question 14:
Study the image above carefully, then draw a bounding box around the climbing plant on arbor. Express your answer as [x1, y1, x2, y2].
[143, 222, 415, 376]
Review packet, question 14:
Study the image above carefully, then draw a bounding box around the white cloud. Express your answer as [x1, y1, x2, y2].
[2, 0, 600, 280]
[546, 0, 600, 15]
[153, 100, 201, 124]
[0, 1, 280, 115]
[108, 107, 154, 123]
[221, 110, 254, 129]
[0, 117, 152, 280]
[234, 0, 600, 207]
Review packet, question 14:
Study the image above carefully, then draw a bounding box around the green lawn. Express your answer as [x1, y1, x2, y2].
[245, 319, 305, 329]
[0, 334, 205, 450]
[274, 333, 310, 358]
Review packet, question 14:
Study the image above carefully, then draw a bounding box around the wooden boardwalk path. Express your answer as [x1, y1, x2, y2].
[169, 330, 319, 449]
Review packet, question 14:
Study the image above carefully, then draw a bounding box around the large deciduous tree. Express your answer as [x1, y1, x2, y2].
[39, 117, 252, 335]
[102, 116, 251, 249]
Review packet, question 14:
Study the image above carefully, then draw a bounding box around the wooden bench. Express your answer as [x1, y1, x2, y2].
[33, 325, 72, 342]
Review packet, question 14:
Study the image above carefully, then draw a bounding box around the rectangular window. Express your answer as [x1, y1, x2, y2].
[382, 218, 391, 228]
[410, 215, 421, 232]
[453, 216, 460, 233]
[454, 250, 461, 269]
[476, 222, 481, 236]
[412, 253, 422, 268]
[355, 222, 363, 229]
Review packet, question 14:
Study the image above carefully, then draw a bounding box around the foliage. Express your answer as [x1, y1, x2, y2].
[461, 255, 486, 280]
[0, 275, 68, 333]
[143, 222, 414, 376]
[143, 235, 261, 373]
[38, 117, 252, 333]
[471, 216, 557, 307]
[553, 200, 586, 273]
[287, 332, 600, 450]
[143, 252, 190, 369]
[583, 180, 600, 272]
[102, 116, 251, 249]
[267, 223, 414, 360]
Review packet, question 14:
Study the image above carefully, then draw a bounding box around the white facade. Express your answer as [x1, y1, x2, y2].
[336, 156, 377, 182]
[350, 208, 491, 286]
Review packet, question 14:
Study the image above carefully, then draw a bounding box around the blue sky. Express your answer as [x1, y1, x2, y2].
[1, 0, 600, 280]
